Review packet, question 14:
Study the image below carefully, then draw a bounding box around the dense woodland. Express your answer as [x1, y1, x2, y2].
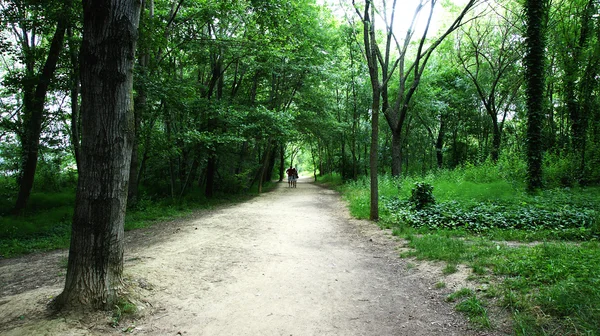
[1, 0, 599, 210]
[0, 0, 599, 322]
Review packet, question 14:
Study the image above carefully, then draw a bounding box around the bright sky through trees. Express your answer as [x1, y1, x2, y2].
[320, 0, 467, 37]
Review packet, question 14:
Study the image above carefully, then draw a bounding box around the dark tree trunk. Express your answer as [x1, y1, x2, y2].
[357, 0, 380, 221]
[391, 128, 402, 176]
[13, 11, 69, 214]
[55, 0, 141, 310]
[258, 140, 273, 193]
[524, 0, 547, 191]
[68, 26, 81, 172]
[265, 146, 277, 182]
[491, 118, 501, 162]
[278, 143, 284, 182]
[128, 1, 150, 206]
[436, 117, 445, 169]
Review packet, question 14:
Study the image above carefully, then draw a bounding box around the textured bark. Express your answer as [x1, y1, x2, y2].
[55, 0, 141, 310]
[524, 0, 547, 191]
[13, 10, 69, 213]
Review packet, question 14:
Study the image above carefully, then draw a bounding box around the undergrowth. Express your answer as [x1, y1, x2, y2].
[336, 162, 600, 335]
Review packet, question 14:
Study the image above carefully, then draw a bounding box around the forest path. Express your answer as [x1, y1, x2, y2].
[0, 178, 502, 335]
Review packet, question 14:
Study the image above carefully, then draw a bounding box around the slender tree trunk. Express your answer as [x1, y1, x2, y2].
[258, 140, 273, 193]
[391, 128, 402, 176]
[128, 0, 150, 206]
[524, 0, 547, 191]
[491, 118, 501, 162]
[68, 26, 81, 172]
[56, 0, 141, 310]
[278, 143, 284, 182]
[13, 11, 69, 214]
[436, 117, 445, 169]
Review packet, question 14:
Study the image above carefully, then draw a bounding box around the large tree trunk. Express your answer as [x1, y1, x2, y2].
[13, 12, 69, 214]
[55, 0, 141, 310]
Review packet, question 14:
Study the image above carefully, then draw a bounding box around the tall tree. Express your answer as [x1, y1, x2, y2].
[524, 0, 548, 191]
[4, 1, 71, 213]
[354, 0, 380, 220]
[55, 0, 141, 310]
[456, 5, 522, 162]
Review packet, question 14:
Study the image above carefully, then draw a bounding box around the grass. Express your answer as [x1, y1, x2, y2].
[334, 162, 600, 335]
[0, 181, 278, 258]
[399, 233, 600, 335]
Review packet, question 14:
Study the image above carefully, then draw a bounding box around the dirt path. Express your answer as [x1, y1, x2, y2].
[0, 178, 504, 335]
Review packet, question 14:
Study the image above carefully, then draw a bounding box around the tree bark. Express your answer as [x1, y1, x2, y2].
[55, 0, 141, 310]
[524, 0, 547, 191]
[278, 143, 284, 182]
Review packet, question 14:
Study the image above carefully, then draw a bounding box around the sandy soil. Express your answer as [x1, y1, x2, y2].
[0, 177, 508, 335]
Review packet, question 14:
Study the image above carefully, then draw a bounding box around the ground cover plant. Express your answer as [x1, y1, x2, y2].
[332, 162, 600, 335]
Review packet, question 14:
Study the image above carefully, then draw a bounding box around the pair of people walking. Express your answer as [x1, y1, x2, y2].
[286, 166, 298, 188]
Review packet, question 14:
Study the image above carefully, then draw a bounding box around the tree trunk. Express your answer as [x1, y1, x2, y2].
[278, 143, 284, 182]
[391, 128, 402, 176]
[436, 117, 445, 169]
[128, 1, 151, 206]
[68, 26, 81, 172]
[491, 118, 501, 162]
[55, 0, 141, 310]
[13, 11, 69, 214]
[524, 0, 547, 191]
[258, 140, 273, 193]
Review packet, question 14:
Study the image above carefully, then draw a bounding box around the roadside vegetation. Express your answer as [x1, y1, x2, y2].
[319, 160, 600, 336]
[0, 173, 276, 258]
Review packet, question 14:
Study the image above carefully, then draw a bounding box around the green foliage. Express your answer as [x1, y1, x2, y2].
[408, 182, 435, 209]
[111, 298, 137, 327]
[339, 162, 600, 334]
[404, 234, 600, 335]
[315, 173, 343, 187]
[543, 152, 578, 188]
[340, 177, 371, 219]
[381, 164, 599, 239]
[455, 295, 492, 329]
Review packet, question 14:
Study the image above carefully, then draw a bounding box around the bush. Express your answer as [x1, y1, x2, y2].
[409, 182, 435, 209]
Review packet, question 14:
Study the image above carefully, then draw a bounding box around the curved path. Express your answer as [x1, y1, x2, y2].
[0, 178, 500, 335]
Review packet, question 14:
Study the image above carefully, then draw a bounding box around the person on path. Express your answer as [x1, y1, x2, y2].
[286, 166, 297, 188]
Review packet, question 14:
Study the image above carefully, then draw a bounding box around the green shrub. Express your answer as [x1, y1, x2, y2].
[409, 182, 435, 209]
[543, 153, 578, 188]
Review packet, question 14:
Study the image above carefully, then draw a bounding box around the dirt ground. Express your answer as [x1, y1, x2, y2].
[0, 177, 510, 335]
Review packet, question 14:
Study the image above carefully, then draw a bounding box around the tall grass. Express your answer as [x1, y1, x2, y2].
[336, 161, 600, 335]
